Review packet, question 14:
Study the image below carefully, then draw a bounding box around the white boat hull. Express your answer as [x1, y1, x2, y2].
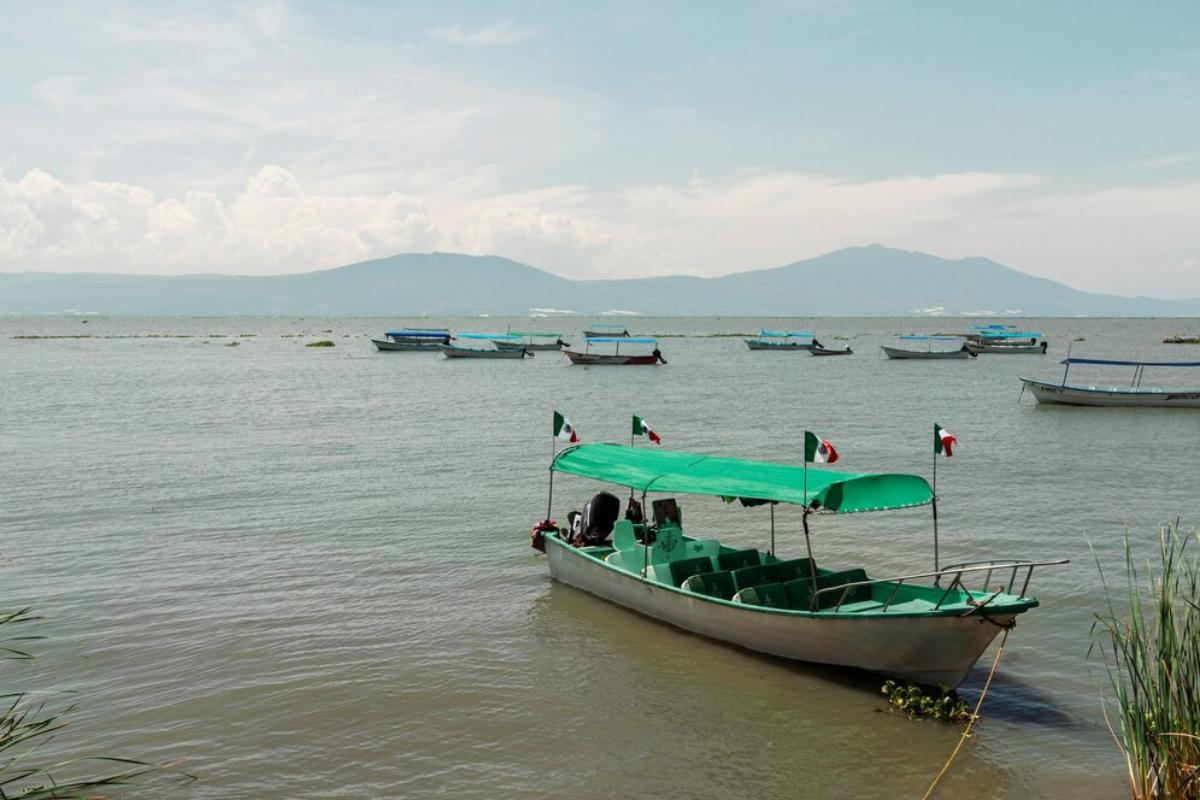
[966, 342, 1045, 354]
[881, 346, 971, 360]
[439, 345, 530, 359]
[745, 339, 813, 351]
[544, 537, 1007, 687]
[493, 340, 567, 351]
[372, 338, 443, 352]
[1021, 378, 1200, 407]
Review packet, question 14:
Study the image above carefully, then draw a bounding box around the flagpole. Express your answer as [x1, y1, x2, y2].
[932, 425, 940, 582]
[547, 422, 557, 523]
[801, 433, 819, 598]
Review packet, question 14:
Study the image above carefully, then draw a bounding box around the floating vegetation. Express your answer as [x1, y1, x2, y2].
[306, 340, 336, 347]
[1164, 336, 1200, 345]
[225, 341, 240, 347]
[1074, 337, 1087, 342]
[880, 680, 974, 725]
[1091, 523, 1200, 800]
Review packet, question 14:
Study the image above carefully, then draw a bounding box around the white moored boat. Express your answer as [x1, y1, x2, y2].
[372, 328, 452, 352]
[532, 443, 1065, 687]
[964, 326, 1048, 354]
[492, 331, 570, 351]
[881, 336, 974, 360]
[744, 330, 816, 351]
[1021, 356, 1200, 408]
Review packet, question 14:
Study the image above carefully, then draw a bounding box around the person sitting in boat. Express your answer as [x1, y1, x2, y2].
[811, 337, 824, 349]
[573, 491, 620, 546]
[624, 496, 644, 523]
[652, 347, 668, 364]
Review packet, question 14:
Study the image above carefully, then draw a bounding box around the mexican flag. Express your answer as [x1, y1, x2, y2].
[554, 411, 579, 443]
[632, 415, 661, 444]
[935, 424, 956, 457]
[804, 431, 838, 464]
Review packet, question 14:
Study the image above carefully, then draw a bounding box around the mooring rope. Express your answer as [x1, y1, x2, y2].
[921, 627, 1010, 800]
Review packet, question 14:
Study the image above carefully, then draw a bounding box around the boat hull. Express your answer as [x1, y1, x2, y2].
[439, 345, 530, 359]
[1021, 378, 1200, 407]
[967, 342, 1045, 354]
[583, 329, 629, 338]
[810, 346, 853, 356]
[372, 338, 444, 352]
[563, 350, 660, 365]
[493, 340, 567, 351]
[745, 340, 813, 351]
[881, 346, 970, 360]
[544, 537, 1008, 687]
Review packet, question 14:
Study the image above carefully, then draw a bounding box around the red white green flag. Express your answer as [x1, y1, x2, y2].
[632, 415, 661, 444]
[935, 424, 956, 457]
[553, 411, 579, 443]
[804, 431, 838, 464]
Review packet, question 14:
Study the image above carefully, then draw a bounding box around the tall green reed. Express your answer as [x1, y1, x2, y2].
[2, 607, 150, 799]
[1092, 523, 1200, 799]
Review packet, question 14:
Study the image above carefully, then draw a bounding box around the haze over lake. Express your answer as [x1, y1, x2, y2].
[5, 314, 1196, 798]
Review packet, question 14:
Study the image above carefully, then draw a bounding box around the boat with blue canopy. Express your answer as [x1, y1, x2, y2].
[372, 328, 453, 352]
[563, 337, 666, 365]
[881, 335, 974, 360]
[965, 329, 1047, 354]
[582, 322, 631, 338]
[744, 330, 817, 351]
[1021, 357, 1200, 407]
[532, 442, 1064, 687]
[492, 331, 571, 351]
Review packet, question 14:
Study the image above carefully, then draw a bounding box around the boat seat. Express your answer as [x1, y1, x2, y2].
[677, 538, 722, 560]
[732, 558, 817, 591]
[612, 519, 637, 552]
[882, 599, 937, 614]
[717, 548, 762, 571]
[604, 545, 669, 574]
[783, 577, 816, 611]
[816, 569, 871, 607]
[835, 600, 885, 613]
[668, 555, 718, 587]
[680, 570, 736, 601]
[733, 582, 789, 609]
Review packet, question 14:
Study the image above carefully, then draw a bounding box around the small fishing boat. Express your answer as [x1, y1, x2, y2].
[440, 344, 531, 359]
[493, 331, 571, 351]
[1163, 335, 1200, 344]
[440, 333, 532, 359]
[1020, 357, 1200, 407]
[964, 327, 1047, 354]
[582, 323, 631, 338]
[533, 443, 1065, 687]
[563, 337, 667, 365]
[744, 330, 816, 351]
[881, 336, 974, 360]
[372, 329, 452, 352]
[810, 344, 853, 356]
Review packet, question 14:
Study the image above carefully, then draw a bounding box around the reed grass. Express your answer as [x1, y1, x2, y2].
[1091, 523, 1200, 799]
[305, 340, 335, 347]
[2, 607, 150, 798]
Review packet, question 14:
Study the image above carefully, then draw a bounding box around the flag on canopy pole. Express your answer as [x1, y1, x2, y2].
[553, 411, 579, 443]
[632, 415, 661, 444]
[804, 431, 838, 464]
[934, 424, 956, 457]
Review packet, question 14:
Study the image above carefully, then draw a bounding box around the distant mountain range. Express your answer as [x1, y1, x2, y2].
[2, 245, 1197, 316]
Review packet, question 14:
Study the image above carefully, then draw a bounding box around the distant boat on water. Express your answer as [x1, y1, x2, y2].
[582, 323, 631, 338]
[744, 330, 816, 351]
[492, 331, 571, 351]
[964, 325, 1047, 354]
[563, 337, 666, 365]
[1021, 356, 1200, 407]
[881, 336, 974, 360]
[372, 328, 452, 352]
[441, 333, 533, 359]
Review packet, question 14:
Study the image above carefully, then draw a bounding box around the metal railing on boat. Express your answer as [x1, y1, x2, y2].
[810, 558, 1070, 613]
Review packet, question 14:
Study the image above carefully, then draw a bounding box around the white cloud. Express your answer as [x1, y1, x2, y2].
[427, 21, 532, 48]
[3, 164, 1196, 296]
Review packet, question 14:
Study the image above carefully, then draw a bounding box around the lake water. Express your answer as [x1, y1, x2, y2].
[3, 315, 1197, 798]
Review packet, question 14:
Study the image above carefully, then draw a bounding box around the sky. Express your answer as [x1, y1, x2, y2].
[1, 1, 1198, 297]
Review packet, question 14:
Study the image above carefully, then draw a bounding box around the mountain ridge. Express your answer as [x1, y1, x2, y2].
[1, 245, 1196, 316]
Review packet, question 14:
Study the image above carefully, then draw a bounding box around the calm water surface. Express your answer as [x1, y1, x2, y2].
[3, 315, 1198, 798]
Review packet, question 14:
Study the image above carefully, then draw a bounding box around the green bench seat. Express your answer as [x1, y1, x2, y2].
[717, 548, 762, 571]
[732, 558, 817, 591]
[668, 555, 718, 586]
[733, 582, 789, 609]
[680, 570, 736, 601]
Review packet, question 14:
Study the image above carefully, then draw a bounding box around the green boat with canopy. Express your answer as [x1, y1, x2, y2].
[533, 442, 1064, 687]
[491, 331, 571, 351]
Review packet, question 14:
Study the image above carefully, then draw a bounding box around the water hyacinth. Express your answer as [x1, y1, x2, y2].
[1091, 523, 1200, 800]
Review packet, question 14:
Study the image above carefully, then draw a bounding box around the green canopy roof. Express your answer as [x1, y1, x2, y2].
[551, 443, 932, 513]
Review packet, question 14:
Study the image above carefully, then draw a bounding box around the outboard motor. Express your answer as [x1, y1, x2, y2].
[1040, 341, 1048, 353]
[579, 491, 620, 545]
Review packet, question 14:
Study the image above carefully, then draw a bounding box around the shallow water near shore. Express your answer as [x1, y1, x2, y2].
[3, 314, 1197, 798]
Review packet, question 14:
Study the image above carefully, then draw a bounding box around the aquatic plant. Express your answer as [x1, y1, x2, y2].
[1091, 523, 1200, 799]
[880, 680, 973, 725]
[305, 340, 335, 347]
[1, 608, 150, 798]
[224, 341, 240, 347]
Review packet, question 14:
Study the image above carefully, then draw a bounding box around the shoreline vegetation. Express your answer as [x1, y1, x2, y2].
[1092, 523, 1200, 800]
[1, 608, 151, 798]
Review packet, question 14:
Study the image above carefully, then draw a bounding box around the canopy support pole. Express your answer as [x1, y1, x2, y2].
[641, 490, 649, 578]
[1062, 341, 1072, 386]
[769, 504, 775, 557]
[802, 507, 819, 599]
[546, 438, 556, 524]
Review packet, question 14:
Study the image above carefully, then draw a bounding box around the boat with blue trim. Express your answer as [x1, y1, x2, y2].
[881, 336, 974, 360]
[1021, 357, 1200, 407]
[372, 328, 453, 351]
[744, 330, 817, 351]
[563, 337, 667, 365]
